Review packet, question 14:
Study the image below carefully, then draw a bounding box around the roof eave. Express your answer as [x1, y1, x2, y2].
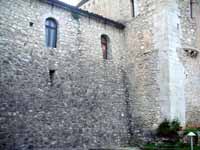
[40, 0, 125, 30]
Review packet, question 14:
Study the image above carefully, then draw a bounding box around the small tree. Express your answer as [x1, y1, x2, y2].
[157, 119, 181, 143]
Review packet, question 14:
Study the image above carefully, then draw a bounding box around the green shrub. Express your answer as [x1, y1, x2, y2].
[157, 119, 171, 137]
[171, 119, 181, 135]
[156, 119, 181, 142]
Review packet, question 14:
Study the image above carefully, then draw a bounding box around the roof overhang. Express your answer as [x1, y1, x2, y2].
[40, 0, 125, 30]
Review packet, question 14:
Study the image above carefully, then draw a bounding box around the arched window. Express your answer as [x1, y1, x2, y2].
[45, 18, 57, 48]
[101, 34, 110, 60]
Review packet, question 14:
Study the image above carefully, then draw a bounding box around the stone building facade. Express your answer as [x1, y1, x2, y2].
[0, 0, 200, 149]
[179, 0, 200, 127]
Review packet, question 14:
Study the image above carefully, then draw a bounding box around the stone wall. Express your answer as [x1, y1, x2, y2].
[124, 0, 187, 135]
[78, 1, 162, 144]
[152, 0, 186, 125]
[79, 0, 166, 141]
[0, 0, 130, 149]
[179, 0, 200, 127]
[123, 0, 200, 131]
[79, 0, 134, 22]
[79, 0, 192, 139]
[1, 0, 200, 149]
[122, 0, 161, 142]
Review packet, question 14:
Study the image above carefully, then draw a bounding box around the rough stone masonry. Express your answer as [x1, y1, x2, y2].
[0, 0, 200, 149]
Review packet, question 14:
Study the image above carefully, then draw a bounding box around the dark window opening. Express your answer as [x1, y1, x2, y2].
[45, 18, 57, 48]
[190, 0, 193, 18]
[131, 0, 135, 17]
[29, 22, 34, 27]
[49, 70, 55, 86]
[101, 35, 108, 59]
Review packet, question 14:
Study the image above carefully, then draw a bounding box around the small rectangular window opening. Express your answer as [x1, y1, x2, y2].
[101, 35, 108, 60]
[131, 0, 135, 17]
[49, 70, 55, 86]
[29, 22, 34, 27]
[190, 0, 193, 18]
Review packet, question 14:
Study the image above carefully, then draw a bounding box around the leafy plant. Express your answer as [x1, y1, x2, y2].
[156, 119, 181, 142]
[157, 119, 171, 137]
[171, 119, 181, 133]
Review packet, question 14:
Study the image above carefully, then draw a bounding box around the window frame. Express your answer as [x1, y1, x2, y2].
[101, 34, 111, 60]
[45, 18, 58, 48]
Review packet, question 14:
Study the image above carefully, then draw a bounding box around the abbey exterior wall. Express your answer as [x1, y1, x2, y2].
[123, 0, 182, 134]
[80, 0, 182, 142]
[124, 0, 161, 136]
[79, 0, 189, 130]
[79, 0, 168, 140]
[179, 0, 200, 127]
[1, 0, 200, 149]
[124, 0, 200, 131]
[0, 0, 129, 149]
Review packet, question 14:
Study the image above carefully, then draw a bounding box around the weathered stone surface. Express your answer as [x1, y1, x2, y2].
[0, 0, 129, 149]
[179, 0, 200, 126]
[1, 0, 200, 149]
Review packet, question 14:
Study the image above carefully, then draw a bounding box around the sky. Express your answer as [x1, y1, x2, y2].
[59, 0, 80, 6]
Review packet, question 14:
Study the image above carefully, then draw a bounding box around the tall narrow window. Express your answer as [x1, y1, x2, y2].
[101, 34, 112, 59]
[101, 34, 111, 60]
[131, 0, 135, 17]
[190, 0, 193, 18]
[49, 69, 55, 86]
[45, 18, 57, 48]
[190, 0, 197, 18]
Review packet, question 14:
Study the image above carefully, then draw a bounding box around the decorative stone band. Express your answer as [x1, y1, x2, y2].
[183, 47, 199, 58]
